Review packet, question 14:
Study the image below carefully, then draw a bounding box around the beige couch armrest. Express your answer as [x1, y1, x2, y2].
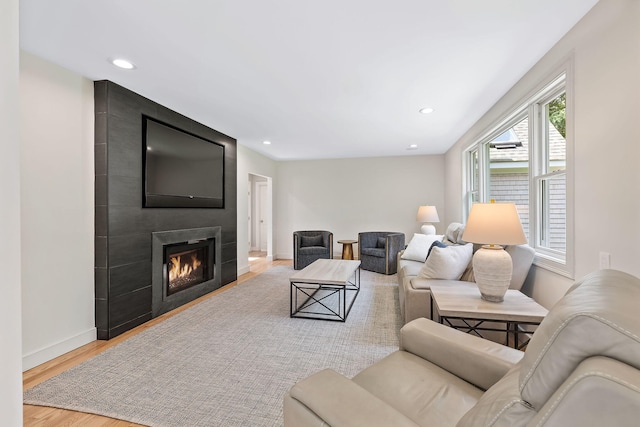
[400, 318, 524, 390]
[285, 369, 419, 427]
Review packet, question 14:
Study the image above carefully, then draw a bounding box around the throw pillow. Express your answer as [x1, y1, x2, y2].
[444, 222, 467, 244]
[401, 233, 444, 262]
[426, 240, 448, 259]
[300, 234, 323, 247]
[376, 237, 387, 248]
[418, 243, 473, 280]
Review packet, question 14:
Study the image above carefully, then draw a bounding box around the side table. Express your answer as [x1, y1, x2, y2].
[337, 240, 357, 260]
[429, 281, 548, 349]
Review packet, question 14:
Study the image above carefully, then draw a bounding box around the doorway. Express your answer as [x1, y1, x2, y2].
[248, 173, 273, 266]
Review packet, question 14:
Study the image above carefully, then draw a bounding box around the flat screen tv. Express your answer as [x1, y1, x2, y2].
[143, 116, 225, 208]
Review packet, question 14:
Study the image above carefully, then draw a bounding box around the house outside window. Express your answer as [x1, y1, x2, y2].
[464, 72, 572, 277]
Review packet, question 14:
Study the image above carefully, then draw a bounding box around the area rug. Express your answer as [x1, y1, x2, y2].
[24, 266, 401, 426]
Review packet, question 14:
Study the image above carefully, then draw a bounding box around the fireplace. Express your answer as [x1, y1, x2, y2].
[152, 227, 222, 317]
[164, 239, 214, 296]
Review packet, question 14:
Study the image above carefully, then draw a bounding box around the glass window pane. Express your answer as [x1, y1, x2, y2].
[538, 173, 566, 251]
[488, 117, 529, 242]
[471, 149, 479, 193]
[466, 149, 480, 216]
[545, 93, 566, 172]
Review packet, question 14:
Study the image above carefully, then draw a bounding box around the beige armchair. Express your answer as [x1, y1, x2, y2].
[284, 269, 640, 426]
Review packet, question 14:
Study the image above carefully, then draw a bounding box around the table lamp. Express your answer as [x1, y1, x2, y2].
[416, 205, 439, 235]
[461, 201, 527, 302]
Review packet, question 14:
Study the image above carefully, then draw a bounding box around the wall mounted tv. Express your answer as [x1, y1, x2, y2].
[143, 116, 225, 208]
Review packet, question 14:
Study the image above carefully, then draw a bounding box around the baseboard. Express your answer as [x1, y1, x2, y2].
[238, 265, 250, 275]
[22, 327, 97, 371]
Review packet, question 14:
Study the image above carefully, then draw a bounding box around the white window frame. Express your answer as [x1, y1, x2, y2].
[530, 80, 569, 272]
[463, 64, 574, 278]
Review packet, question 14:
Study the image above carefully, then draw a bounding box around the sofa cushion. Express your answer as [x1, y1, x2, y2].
[418, 243, 473, 280]
[457, 364, 536, 427]
[459, 263, 475, 283]
[376, 237, 387, 248]
[409, 278, 433, 290]
[286, 368, 419, 427]
[300, 234, 323, 247]
[362, 247, 386, 258]
[504, 244, 535, 290]
[400, 261, 424, 279]
[401, 234, 444, 262]
[299, 246, 329, 255]
[353, 351, 482, 426]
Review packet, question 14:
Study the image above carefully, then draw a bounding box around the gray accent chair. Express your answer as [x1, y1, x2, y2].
[358, 232, 405, 275]
[293, 230, 333, 270]
[284, 269, 640, 426]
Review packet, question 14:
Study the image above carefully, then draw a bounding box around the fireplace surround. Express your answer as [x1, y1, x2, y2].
[94, 80, 237, 340]
[152, 227, 221, 317]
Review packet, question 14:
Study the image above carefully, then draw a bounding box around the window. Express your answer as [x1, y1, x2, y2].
[466, 147, 479, 207]
[464, 72, 572, 277]
[534, 90, 567, 256]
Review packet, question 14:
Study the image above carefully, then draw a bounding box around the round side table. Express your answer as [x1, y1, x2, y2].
[337, 239, 357, 260]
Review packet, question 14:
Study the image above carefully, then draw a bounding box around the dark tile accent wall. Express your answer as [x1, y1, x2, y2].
[94, 80, 238, 340]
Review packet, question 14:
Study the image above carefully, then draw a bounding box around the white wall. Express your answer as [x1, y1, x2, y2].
[20, 52, 96, 370]
[275, 155, 445, 259]
[445, 0, 640, 307]
[237, 144, 278, 273]
[0, 0, 23, 423]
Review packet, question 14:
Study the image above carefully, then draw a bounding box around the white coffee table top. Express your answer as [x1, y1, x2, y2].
[430, 281, 548, 323]
[290, 259, 361, 285]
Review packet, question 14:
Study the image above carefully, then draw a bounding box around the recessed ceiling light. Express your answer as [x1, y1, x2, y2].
[262, 140, 271, 145]
[407, 144, 418, 150]
[111, 58, 136, 70]
[419, 107, 434, 114]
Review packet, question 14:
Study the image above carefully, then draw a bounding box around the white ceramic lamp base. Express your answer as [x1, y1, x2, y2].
[472, 245, 513, 302]
[420, 223, 436, 235]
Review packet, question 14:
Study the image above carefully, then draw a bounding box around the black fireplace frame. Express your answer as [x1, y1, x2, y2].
[152, 227, 222, 317]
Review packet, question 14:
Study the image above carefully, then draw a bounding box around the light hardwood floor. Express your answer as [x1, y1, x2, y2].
[23, 255, 292, 427]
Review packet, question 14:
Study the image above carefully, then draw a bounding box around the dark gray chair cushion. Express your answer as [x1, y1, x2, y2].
[361, 247, 386, 258]
[293, 230, 333, 270]
[301, 234, 323, 247]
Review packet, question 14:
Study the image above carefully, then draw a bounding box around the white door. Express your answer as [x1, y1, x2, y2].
[257, 181, 268, 251]
[247, 180, 252, 249]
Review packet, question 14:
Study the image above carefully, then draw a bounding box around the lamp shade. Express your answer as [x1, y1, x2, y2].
[416, 205, 440, 223]
[462, 202, 526, 246]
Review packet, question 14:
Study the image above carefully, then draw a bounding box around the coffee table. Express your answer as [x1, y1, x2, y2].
[290, 259, 361, 322]
[429, 281, 548, 349]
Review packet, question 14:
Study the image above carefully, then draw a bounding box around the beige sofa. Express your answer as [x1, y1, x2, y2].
[397, 223, 535, 325]
[284, 269, 640, 426]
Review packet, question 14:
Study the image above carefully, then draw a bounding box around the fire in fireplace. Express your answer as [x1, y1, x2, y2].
[164, 239, 214, 296]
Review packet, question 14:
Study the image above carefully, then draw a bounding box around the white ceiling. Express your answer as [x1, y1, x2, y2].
[19, 0, 598, 160]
